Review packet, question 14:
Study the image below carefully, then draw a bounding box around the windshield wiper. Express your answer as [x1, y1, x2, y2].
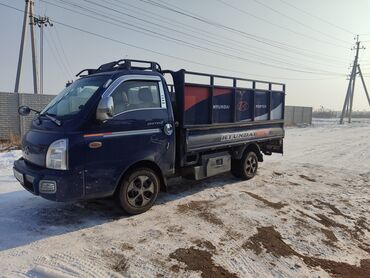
[18, 106, 62, 126]
[39, 112, 62, 126]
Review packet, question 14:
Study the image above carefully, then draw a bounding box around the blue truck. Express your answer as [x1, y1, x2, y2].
[13, 59, 285, 214]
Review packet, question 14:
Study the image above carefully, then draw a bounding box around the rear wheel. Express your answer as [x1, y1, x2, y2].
[231, 151, 259, 180]
[115, 168, 160, 215]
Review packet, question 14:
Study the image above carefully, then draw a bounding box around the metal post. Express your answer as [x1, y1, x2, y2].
[357, 65, 370, 107]
[345, 89, 350, 117]
[340, 76, 353, 124]
[40, 23, 44, 94]
[348, 69, 357, 123]
[14, 0, 30, 93]
[348, 40, 361, 123]
[29, 0, 39, 94]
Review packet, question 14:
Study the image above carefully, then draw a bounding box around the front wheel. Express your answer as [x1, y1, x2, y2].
[115, 168, 160, 215]
[231, 151, 259, 180]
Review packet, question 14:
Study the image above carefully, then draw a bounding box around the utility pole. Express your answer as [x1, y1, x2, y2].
[14, 0, 52, 95]
[14, 0, 30, 93]
[29, 0, 39, 94]
[14, 0, 39, 94]
[33, 16, 53, 94]
[340, 36, 369, 124]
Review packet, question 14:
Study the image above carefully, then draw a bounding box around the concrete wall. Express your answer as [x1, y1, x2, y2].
[18, 93, 55, 137]
[0, 92, 54, 140]
[0, 93, 20, 140]
[285, 105, 313, 126]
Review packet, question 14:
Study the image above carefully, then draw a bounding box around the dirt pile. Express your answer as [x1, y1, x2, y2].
[177, 200, 224, 226]
[170, 246, 237, 278]
[244, 226, 370, 278]
[243, 226, 298, 257]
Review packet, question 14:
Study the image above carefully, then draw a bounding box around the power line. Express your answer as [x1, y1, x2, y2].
[138, 0, 350, 62]
[59, 0, 346, 73]
[51, 0, 295, 66]
[216, 0, 350, 48]
[103, 0, 349, 68]
[0, 1, 345, 82]
[252, 0, 350, 45]
[47, 28, 73, 78]
[278, 0, 354, 35]
[44, 23, 347, 80]
[45, 0, 345, 76]
[48, 0, 278, 67]
[52, 20, 341, 80]
[54, 25, 74, 76]
[44, 33, 70, 80]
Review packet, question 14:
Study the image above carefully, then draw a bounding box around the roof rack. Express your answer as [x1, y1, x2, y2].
[75, 59, 162, 77]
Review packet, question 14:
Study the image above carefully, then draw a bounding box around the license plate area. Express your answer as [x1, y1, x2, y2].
[13, 168, 24, 185]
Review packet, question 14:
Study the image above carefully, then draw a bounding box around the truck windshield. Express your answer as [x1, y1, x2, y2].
[41, 76, 108, 117]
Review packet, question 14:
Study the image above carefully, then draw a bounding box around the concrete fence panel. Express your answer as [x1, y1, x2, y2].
[303, 107, 313, 125]
[0, 92, 55, 140]
[0, 92, 20, 140]
[18, 94, 55, 137]
[284, 106, 294, 126]
[285, 105, 313, 126]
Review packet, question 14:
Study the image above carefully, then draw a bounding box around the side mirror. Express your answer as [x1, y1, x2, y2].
[18, 106, 31, 116]
[96, 96, 114, 121]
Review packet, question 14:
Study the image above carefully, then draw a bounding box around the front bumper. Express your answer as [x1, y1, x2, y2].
[13, 158, 84, 202]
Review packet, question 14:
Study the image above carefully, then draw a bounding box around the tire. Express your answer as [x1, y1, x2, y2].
[231, 151, 258, 180]
[115, 168, 160, 215]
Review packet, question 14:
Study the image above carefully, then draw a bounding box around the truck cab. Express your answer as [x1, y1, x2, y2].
[14, 59, 285, 215]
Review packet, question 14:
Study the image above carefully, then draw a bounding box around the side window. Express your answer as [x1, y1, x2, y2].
[111, 80, 162, 115]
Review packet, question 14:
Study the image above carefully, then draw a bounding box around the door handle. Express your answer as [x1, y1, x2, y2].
[163, 123, 173, 136]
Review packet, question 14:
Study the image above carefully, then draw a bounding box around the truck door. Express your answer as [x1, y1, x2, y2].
[83, 75, 175, 196]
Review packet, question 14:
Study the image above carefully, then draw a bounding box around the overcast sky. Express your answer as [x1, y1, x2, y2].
[1, 0, 370, 110]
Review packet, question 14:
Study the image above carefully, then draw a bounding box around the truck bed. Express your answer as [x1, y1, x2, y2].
[165, 70, 285, 167]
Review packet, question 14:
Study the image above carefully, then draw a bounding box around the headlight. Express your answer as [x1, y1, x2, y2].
[46, 139, 68, 170]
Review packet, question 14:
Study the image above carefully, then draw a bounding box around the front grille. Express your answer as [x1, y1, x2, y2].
[23, 175, 35, 193]
[22, 143, 47, 168]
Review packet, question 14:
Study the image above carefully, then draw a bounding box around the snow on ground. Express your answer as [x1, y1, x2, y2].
[0, 119, 370, 277]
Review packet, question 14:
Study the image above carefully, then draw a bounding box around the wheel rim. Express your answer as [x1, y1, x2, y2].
[245, 155, 257, 176]
[127, 175, 155, 208]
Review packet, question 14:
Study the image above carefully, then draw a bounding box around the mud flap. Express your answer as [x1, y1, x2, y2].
[263, 139, 283, 155]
